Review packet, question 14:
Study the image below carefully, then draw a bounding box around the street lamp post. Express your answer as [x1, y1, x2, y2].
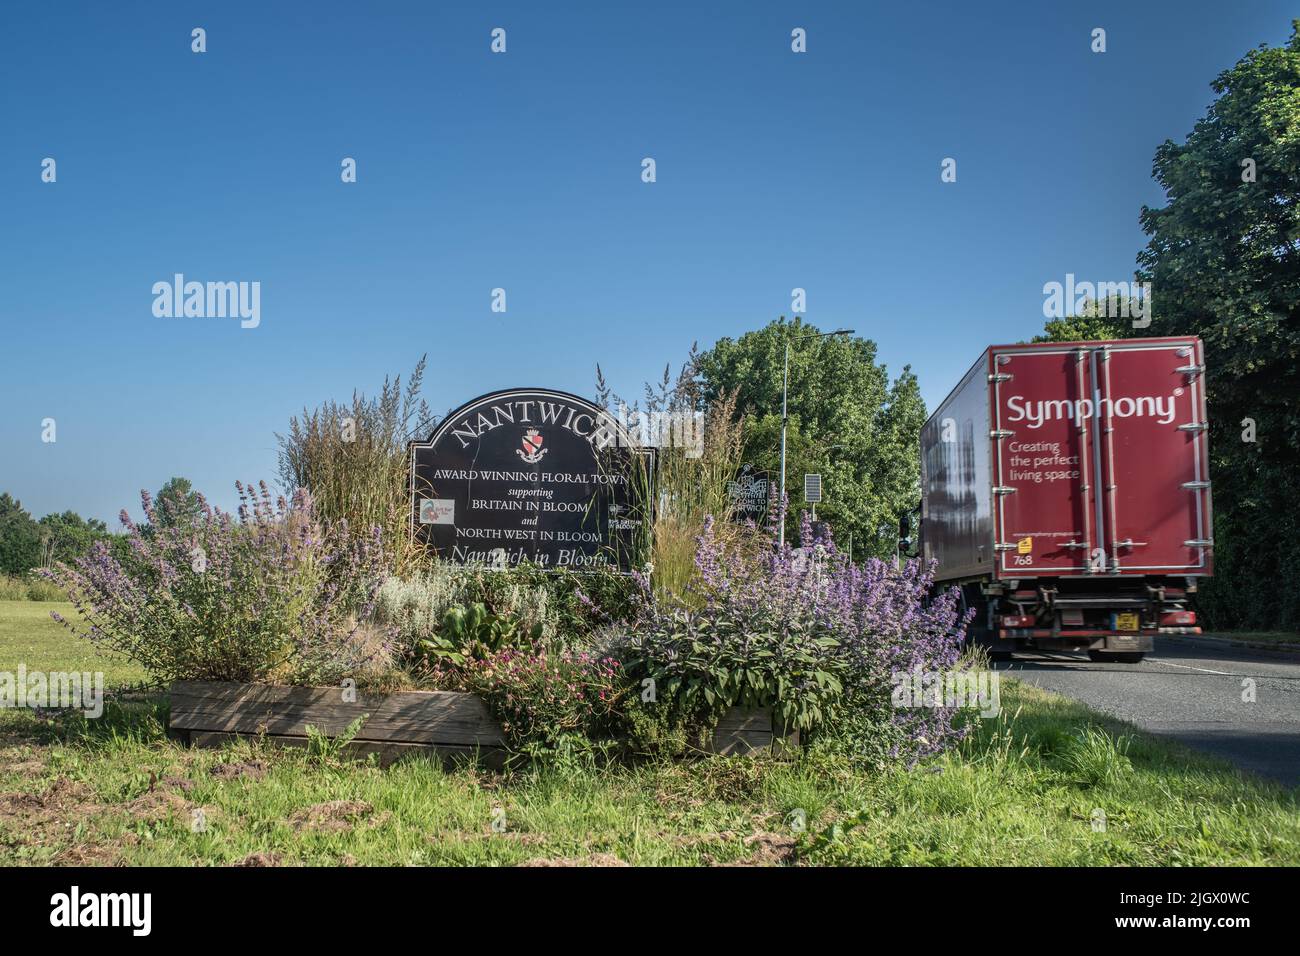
[778, 327, 854, 547]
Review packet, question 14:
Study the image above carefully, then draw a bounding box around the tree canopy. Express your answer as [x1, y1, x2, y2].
[0, 494, 43, 575]
[695, 317, 925, 557]
[1032, 300, 1129, 343]
[153, 477, 204, 528]
[1135, 21, 1300, 628]
[0, 494, 111, 574]
[38, 511, 109, 565]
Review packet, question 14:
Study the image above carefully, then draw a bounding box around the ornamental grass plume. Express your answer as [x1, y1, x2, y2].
[277, 356, 432, 576]
[41, 481, 393, 686]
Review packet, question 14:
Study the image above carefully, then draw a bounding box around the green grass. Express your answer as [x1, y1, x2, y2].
[0, 600, 146, 687]
[0, 602, 1296, 866]
[1218, 630, 1300, 646]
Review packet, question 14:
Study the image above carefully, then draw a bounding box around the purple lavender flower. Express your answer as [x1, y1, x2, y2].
[624, 499, 969, 760]
[42, 483, 393, 686]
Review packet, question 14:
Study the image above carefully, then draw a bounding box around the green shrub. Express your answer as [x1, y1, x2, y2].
[625, 512, 970, 762]
[0, 575, 29, 600]
[440, 646, 626, 750]
[0, 574, 67, 601]
[42, 483, 393, 685]
[24, 577, 67, 601]
[619, 697, 696, 756]
[418, 602, 543, 666]
[374, 560, 638, 658]
[468, 562, 638, 639]
[373, 568, 464, 648]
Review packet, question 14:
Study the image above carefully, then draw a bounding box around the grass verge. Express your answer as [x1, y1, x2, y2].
[0, 600, 145, 686]
[0, 603, 1296, 866]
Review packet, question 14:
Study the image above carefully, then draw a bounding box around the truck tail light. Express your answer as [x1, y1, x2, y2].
[1160, 610, 1196, 627]
[1001, 614, 1035, 628]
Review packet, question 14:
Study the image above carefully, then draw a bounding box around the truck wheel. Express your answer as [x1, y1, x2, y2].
[1087, 650, 1145, 664]
[961, 585, 1010, 659]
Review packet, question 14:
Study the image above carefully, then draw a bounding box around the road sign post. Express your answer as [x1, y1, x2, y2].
[804, 473, 822, 520]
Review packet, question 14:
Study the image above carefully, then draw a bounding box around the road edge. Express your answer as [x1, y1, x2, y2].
[1159, 633, 1300, 662]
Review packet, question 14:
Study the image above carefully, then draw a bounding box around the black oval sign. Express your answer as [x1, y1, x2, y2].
[409, 388, 649, 570]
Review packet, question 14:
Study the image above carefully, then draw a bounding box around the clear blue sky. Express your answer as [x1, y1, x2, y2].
[2, 1, 1294, 525]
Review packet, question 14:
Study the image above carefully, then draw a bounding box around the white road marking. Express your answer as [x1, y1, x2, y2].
[1148, 657, 1237, 676]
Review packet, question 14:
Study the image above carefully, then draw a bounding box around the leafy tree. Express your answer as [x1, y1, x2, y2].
[0, 493, 43, 574]
[38, 511, 110, 565]
[153, 477, 204, 528]
[1033, 300, 1129, 342]
[1136, 22, 1300, 629]
[0, 494, 114, 573]
[696, 317, 926, 557]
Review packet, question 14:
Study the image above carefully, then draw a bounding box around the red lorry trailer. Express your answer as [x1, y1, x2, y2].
[919, 337, 1212, 662]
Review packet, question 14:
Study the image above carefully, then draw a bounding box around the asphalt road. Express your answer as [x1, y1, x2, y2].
[996, 638, 1300, 788]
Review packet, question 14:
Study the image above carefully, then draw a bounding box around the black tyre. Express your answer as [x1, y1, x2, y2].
[961, 584, 1014, 660]
[1087, 650, 1145, 664]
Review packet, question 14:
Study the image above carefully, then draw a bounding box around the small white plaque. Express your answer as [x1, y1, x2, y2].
[419, 498, 455, 525]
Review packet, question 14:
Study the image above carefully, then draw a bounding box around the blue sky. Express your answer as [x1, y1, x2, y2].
[2, 0, 1294, 524]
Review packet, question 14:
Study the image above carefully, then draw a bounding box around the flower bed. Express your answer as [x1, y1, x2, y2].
[169, 680, 794, 767]
[43, 480, 969, 770]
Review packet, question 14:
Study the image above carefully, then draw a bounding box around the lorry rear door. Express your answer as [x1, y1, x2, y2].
[991, 339, 1212, 579]
[1093, 340, 1211, 574]
[991, 346, 1096, 576]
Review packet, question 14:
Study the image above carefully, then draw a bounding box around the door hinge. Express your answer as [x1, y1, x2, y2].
[992, 486, 1017, 495]
[1184, 539, 1214, 548]
[1182, 480, 1211, 490]
[1177, 422, 1208, 432]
